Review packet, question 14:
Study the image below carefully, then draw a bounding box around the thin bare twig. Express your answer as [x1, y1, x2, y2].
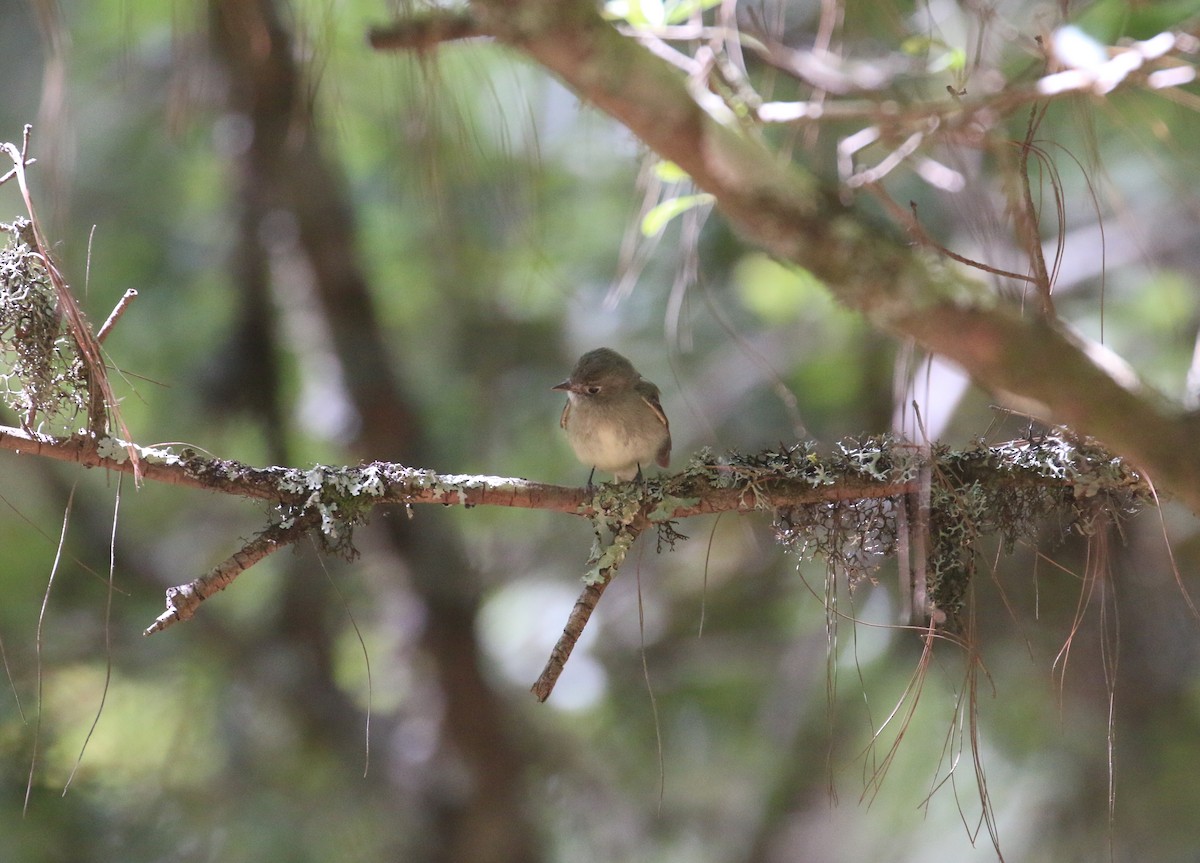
[143, 513, 321, 636]
[530, 523, 645, 701]
[0, 157, 36, 186]
[1016, 103, 1056, 316]
[96, 289, 138, 344]
[531, 580, 609, 702]
[871, 190, 1037, 284]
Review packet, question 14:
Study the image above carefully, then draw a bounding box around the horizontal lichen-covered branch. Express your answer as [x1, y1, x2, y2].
[0, 424, 916, 516]
[1, 424, 1144, 524]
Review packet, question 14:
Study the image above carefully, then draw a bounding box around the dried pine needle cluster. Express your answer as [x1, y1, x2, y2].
[0, 219, 87, 429]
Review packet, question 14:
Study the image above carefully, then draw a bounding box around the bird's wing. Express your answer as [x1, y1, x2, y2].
[637, 381, 669, 429]
[637, 380, 672, 468]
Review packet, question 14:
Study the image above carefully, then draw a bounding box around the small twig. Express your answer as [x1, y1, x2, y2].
[873, 190, 1037, 284]
[96, 289, 138, 344]
[910, 460, 932, 623]
[143, 513, 320, 636]
[531, 523, 645, 702]
[904, 195, 1035, 282]
[845, 127, 929, 189]
[530, 580, 609, 702]
[0, 157, 36, 186]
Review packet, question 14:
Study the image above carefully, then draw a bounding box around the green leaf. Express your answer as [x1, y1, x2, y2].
[641, 193, 715, 236]
[928, 46, 966, 74]
[900, 35, 967, 74]
[606, 0, 721, 26]
[653, 160, 691, 183]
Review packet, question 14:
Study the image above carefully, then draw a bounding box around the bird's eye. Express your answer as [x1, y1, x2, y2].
[586, 385, 602, 395]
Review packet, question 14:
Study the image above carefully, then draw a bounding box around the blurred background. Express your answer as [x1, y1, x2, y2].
[2, 0, 1200, 861]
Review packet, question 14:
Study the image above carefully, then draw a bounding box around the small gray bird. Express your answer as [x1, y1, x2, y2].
[553, 347, 671, 484]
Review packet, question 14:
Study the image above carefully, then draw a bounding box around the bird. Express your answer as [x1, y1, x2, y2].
[553, 347, 671, 484]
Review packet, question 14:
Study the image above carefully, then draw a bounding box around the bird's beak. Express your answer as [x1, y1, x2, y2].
[552, 379, 573, 392]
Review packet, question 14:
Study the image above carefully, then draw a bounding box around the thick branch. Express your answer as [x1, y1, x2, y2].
[899, 308, 1200, 503]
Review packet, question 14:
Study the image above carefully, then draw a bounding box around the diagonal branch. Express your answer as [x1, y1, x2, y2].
[143, 512, 321, 635]
[367, 10, 485, 50]
[530, 521, 643, 702]
[531, 580, 608, 701]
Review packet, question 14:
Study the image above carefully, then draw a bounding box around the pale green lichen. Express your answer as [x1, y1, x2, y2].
[584, 526, 637, 586]
[263, 461, 402, 557]
[767, 431, 1148, 627]
[650, 493, 701, 521]
[95, 436, 130, 463]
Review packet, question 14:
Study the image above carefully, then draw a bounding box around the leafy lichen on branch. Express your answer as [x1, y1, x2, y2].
[556, 430, 1143, 613]
[177, 453, 412, 558]
[765, 431, 1148, 626]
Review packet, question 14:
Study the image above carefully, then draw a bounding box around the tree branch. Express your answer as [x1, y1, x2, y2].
[142, 512, 321, 635]
[531, 580, 607, 701]
[2, 135, 139, 471]
[0, 424, 918, 517]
